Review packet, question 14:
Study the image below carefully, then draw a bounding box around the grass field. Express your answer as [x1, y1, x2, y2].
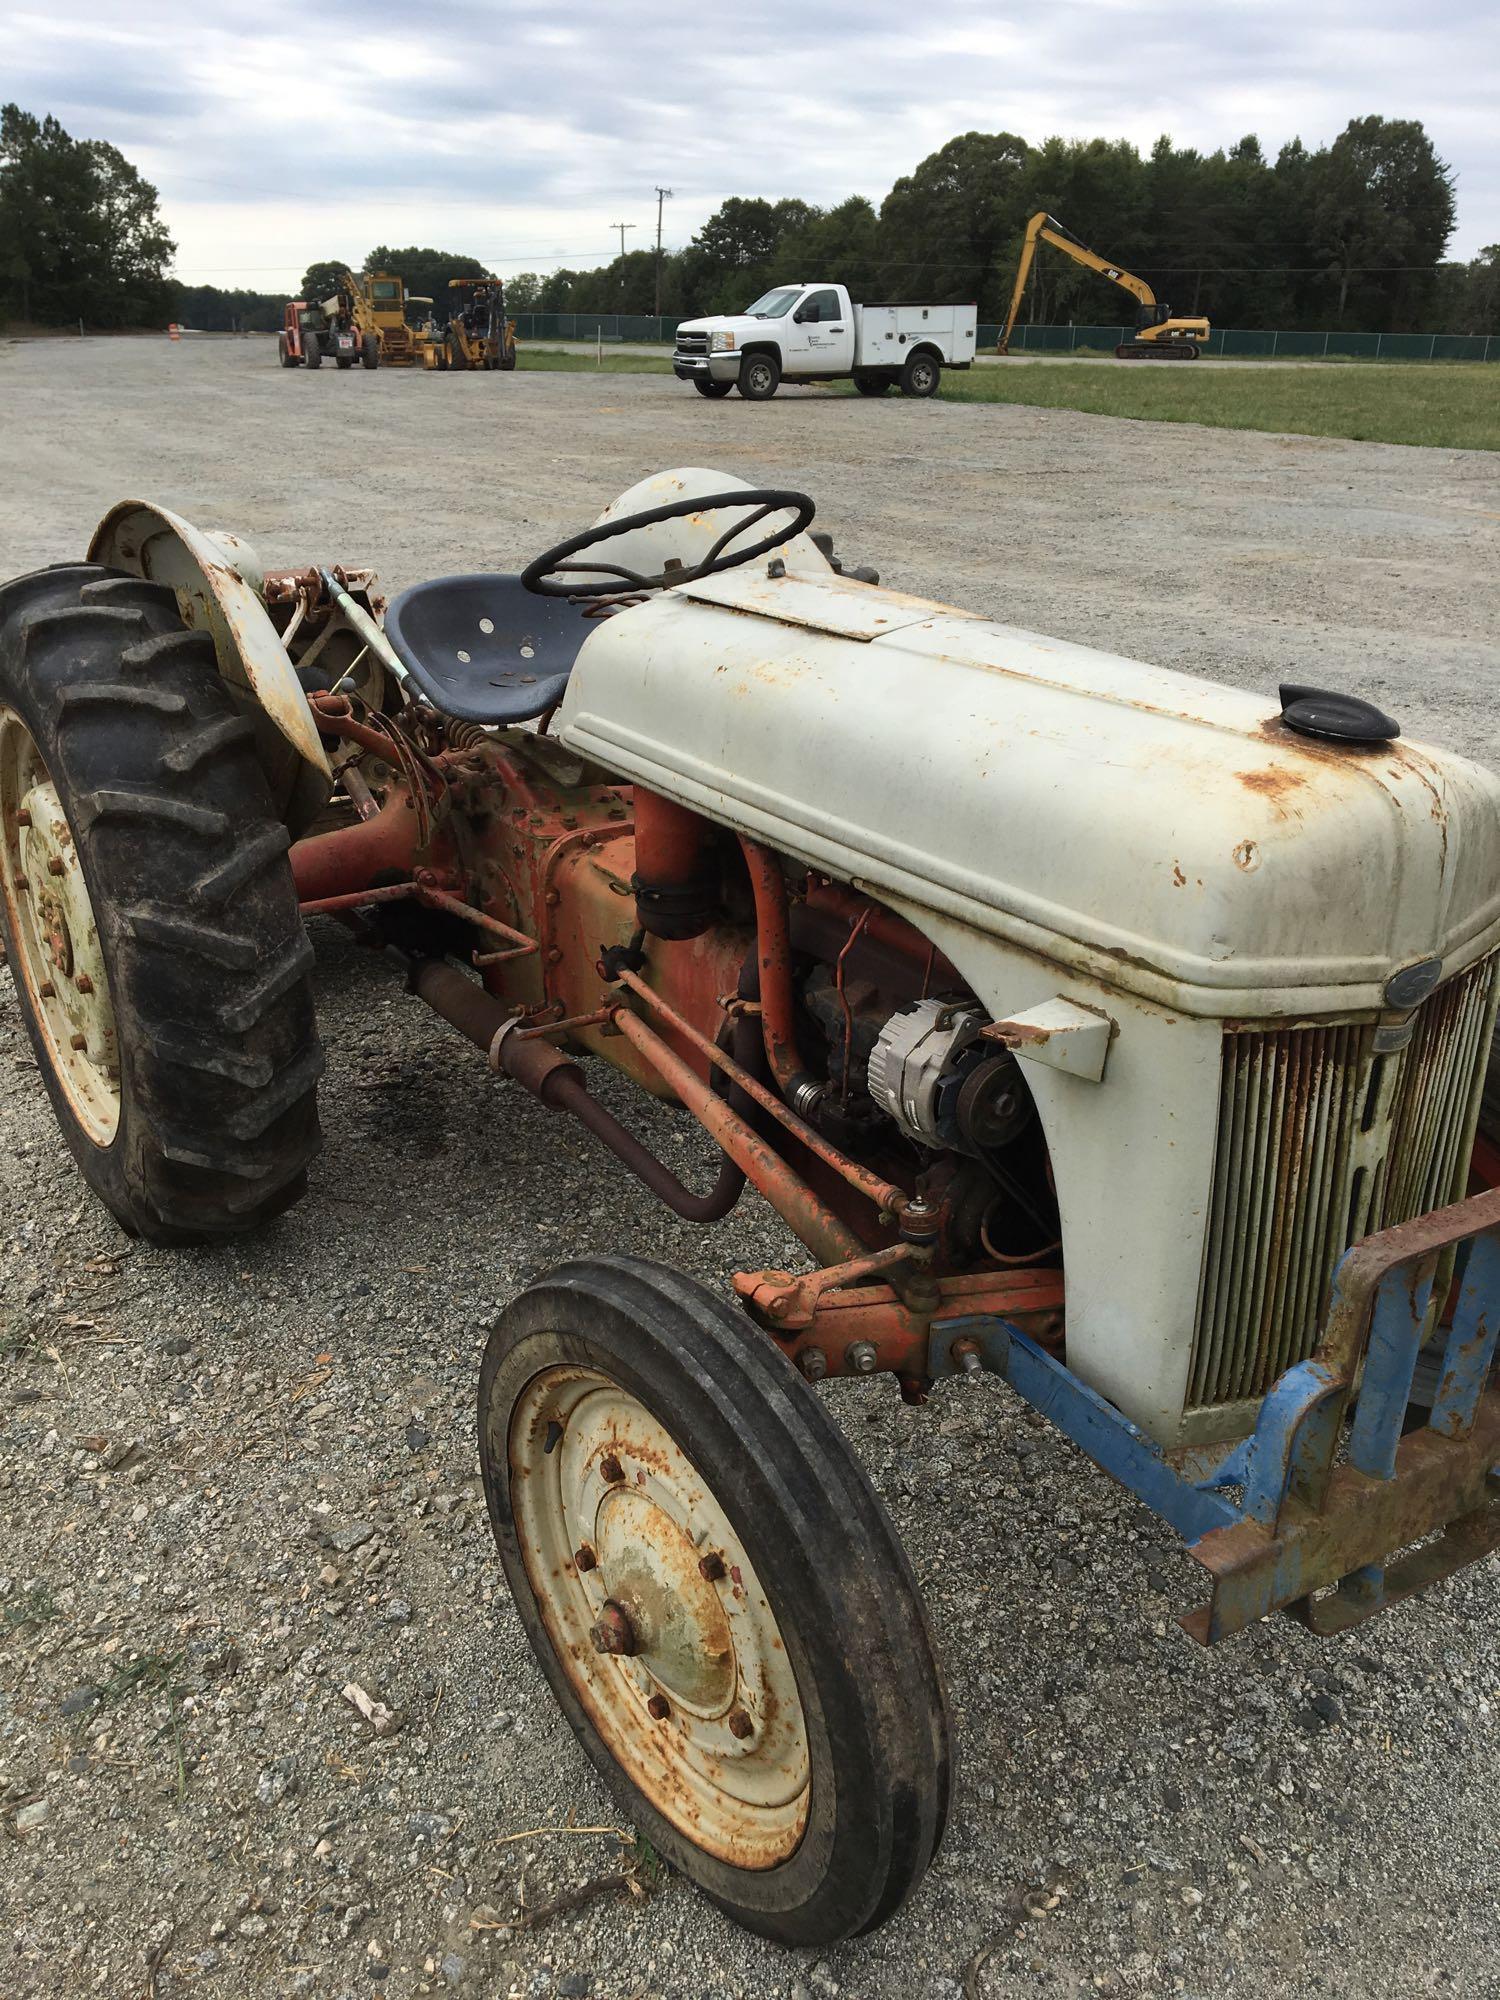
[519, 346, 1496, 450]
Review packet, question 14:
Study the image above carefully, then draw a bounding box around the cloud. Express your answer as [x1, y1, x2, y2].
[6, 0, 1495, 286]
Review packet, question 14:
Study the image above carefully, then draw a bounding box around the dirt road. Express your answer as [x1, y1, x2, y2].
[1, 336, 1498, 2000]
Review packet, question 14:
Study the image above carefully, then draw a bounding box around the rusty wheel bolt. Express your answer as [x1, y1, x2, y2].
[75, 973, 93, 995]
[15, 808, 31, 827]
[47, 856, 64, 877]
[697, 1552, 726, 1582]
[727, 1708, 753, 1740]
[574, 1544, 597, 1573]
[599, 1453, 624, 1484]
[70, 1033, 87, 1051]
[39, 981, 54, 999]
[588, 1600, 637, 1657]
[797, 1348, 828, 1383]
[646, 1693, 671, 1721]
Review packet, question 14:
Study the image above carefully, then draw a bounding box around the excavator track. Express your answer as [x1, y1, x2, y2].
[1115, 341, 1200, 360]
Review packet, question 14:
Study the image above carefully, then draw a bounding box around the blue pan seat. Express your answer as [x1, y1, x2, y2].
[382, 574, 595, 725]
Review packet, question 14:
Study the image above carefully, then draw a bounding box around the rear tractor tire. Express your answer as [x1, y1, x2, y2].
[304, 338, 322, 369]
[479, 1257, 951, 1943]
[0, 566, 322, 1243]
[277, 335, 297, 369]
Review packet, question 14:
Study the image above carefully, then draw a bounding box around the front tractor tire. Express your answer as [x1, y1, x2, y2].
[361, 333, 379, 370]
[479, 1258, 951, 1944]
[0, 566, 322, 1244]
[303, 338, 322, 369]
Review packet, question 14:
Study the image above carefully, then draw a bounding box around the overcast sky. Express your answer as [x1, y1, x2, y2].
[7, 0, 1496, 287]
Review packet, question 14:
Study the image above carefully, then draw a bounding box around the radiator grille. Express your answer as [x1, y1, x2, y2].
[1188, 954, 1498, 1410]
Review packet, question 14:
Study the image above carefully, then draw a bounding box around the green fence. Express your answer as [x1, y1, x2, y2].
[510, 310, 1497, 362]
[991, 322, 1498, 361]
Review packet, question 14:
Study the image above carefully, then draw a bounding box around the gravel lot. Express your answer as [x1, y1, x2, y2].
[2, 336, 1498, 2000]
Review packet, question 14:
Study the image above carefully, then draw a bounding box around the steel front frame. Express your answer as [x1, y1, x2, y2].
[933, 1188, 1500, 1644]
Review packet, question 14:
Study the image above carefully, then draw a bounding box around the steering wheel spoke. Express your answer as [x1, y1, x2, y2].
[521, 489, 816, 599]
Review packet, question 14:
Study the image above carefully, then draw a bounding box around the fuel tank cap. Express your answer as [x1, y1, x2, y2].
[1278, 683, 1400, 744]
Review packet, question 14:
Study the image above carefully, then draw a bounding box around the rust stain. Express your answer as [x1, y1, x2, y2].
[1235, 766, 1307, 800]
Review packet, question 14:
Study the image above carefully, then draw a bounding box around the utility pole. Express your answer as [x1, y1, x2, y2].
[610, 221, 636, 261]
[653, 186, 674, 318]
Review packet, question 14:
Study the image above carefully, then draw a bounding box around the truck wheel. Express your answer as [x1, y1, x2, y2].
[361, 333, 379, 370]
[278, 335, 296, 369]
[304, 339, 322, 370]
[0, 565, 322, 1244]
[853, 372, 891, 396]
[737, 353, 780, 401]
[479, 1257, 951, 1944]
[899, 351, 940, 397]
[694, 377, 734, 398]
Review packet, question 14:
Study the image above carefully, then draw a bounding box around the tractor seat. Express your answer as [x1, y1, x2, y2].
[382, 574, 594, 725]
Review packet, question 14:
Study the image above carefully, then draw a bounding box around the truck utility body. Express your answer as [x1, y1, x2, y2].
[673, 282, 977, 399]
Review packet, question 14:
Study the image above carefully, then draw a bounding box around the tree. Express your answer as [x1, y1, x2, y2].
[1307, 117, 1455, 326]
[878, 132, 1029, 315]
[0, 103, 174, 327]
[506, 271, 541, 312]
[298, 259, 351, 302]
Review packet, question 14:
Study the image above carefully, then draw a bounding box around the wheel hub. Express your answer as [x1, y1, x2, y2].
[510, 1365, 810, 1869]
[0, 710, 121, 1145]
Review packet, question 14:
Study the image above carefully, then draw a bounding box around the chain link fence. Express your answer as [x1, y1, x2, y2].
[510, 311, 1497, 362]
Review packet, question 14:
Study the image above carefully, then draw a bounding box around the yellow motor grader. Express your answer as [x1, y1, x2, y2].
[424, 276, 517, 371]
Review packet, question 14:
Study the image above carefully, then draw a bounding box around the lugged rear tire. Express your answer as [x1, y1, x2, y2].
[0, 564, 322, 1243]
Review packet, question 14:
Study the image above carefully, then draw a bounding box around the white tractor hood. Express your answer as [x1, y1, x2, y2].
[556, 559, 1500, 1020]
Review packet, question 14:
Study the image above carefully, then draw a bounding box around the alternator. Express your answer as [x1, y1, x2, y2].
[867, 999, 986, 1147]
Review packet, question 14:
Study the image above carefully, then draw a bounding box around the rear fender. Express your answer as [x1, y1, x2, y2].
[87, 499, 332, 833]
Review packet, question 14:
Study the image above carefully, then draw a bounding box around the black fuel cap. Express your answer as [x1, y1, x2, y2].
[1278, 683, 1400, 745]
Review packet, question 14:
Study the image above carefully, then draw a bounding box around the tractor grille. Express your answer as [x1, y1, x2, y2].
[1187, 953, 1498, 1411]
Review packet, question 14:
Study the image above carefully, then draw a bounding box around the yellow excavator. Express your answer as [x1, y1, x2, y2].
[998, 213, 1210, 360]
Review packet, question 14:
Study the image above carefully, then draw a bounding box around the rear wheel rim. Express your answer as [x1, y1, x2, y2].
[510, 1362, 810, 1869]
[0, 705, 120, 1144]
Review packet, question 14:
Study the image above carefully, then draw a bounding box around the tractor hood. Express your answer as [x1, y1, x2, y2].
[555, 561, 1500, 1019]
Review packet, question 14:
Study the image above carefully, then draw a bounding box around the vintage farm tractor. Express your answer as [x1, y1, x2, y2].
[2, 471, 1499, 1944]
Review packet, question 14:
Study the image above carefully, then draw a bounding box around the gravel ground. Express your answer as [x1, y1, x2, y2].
[1, 337, 1498, 2000]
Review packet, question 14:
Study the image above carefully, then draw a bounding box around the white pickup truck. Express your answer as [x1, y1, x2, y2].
[672, 281, 978, 400]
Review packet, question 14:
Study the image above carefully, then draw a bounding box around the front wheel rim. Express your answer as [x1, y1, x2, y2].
[510, 1363, 810, 1869]
[0, 705, 121, 1145]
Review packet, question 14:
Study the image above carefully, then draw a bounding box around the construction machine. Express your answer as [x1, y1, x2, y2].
[998, 212, 1210, 360]
[426, 276, 517, 372]
[277, 276, 379, 371]
[360, 271, 422, 366]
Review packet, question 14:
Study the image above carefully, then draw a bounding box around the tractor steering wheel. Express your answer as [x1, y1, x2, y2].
[520, 488, 816, 599]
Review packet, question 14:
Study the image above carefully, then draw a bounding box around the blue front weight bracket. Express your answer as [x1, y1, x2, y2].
[931, 1188, 1500, 1644]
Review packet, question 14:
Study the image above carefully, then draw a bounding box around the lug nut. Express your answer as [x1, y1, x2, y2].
[75, 973, 93, 995]
[797, 1348, 828, 1383]
[39, 981, 54, 999]
[15, 808, 31, 827]
[950, 1338, 984, 1376]
[646, 1693, 671, 1721]
[588, 1601, 637, 1657]
[70, 1033, 87, 1051]
[599, 1453, 624, 1484]
[697, 1552, 726, 1582]
[574, 1544, 598, 1573]
[47, 856, 65, 876]
[727, 1708, 753, 1740]
[845, 1340, 879, 1375]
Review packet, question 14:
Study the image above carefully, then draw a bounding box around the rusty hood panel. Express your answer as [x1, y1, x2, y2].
[556, 575, 1500, 1019]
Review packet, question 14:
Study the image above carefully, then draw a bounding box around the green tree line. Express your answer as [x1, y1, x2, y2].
[5, 104, 1497, 337]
